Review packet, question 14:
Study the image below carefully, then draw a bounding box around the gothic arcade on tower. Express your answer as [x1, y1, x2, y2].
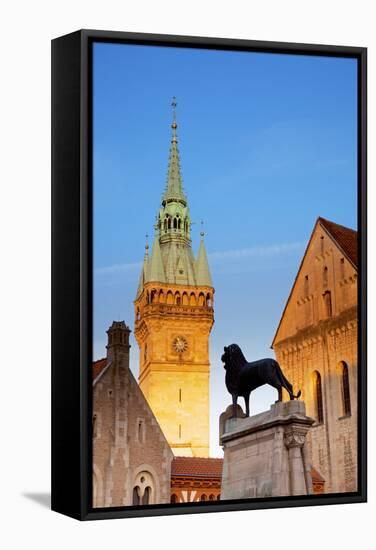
[134, 99, 214, 458]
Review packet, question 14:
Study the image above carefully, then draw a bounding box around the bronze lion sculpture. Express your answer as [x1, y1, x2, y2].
[222, 344, 301, 417]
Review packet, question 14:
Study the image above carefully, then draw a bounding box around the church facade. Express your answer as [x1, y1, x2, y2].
[134, 101, 214, 458]
[272, 217, 358, 494]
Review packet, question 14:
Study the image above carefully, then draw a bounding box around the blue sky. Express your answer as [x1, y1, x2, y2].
[93, 42, 357, 456]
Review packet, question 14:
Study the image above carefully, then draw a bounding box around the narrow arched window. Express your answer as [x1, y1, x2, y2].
[323, 290, 332, 317]
[323, 266, 328, 287]
[132, 486, 140, 505]
[142, 486, 151, 505]
[304, 275, 309, 297]
[200, 494, 207, 501]
[168, 218, 171, 229]
[171, 494, 178, 503]
[312, 371, 324, 424]
[340, 362, 351, 416]
[320, 235, 324, 255]
[178, 218, 181, 229]
[144, 344, 147, 363]
[209, 494, 215, 501]
[173, 218, 177, 229]
[340, 257, 345, 278]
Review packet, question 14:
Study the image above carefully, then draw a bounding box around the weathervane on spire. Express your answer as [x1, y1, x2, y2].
[171, 97, 178, 142]
[200, 220, 205, 239]
[145, 233, 149, 253]
[171, 96, 177, 123]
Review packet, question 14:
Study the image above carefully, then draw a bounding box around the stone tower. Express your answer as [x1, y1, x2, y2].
[134, 99, 214, 458]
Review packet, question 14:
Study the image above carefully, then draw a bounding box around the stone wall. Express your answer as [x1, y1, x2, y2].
[220, 401, 314, 499]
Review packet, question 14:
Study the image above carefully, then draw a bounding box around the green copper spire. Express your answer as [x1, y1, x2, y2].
[146, 225, 166, 283]
[162, 97, 187, 206]
[195, 229, 212, 286]
[135, 100, 213, 295]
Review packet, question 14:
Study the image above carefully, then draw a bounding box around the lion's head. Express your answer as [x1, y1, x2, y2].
[221, 344, 247, 370]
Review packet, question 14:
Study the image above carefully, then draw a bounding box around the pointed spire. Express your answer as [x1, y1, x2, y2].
[136, 235, 150, 297]
[146, 227, 166, 283]
[195, 229, 212, 286]
[163, 97, 187, 205]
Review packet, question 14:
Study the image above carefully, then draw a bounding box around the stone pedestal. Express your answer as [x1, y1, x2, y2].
[219, 401, 314, 499]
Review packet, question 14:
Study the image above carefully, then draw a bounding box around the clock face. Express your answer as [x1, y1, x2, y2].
[173, 336, 188, 353]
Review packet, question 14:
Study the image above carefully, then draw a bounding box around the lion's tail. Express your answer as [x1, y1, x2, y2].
[279, 368, 301, 399]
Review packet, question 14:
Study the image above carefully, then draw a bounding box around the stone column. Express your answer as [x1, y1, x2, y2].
[271, 426, 286, 497]
[284, 426, 310, 496]
[302, 441, 314, 495]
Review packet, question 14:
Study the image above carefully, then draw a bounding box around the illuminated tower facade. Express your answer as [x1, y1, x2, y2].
[134, 99, 214, 457]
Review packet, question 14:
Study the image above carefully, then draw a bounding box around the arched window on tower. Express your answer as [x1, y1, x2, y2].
[323, 290, 332, 317]
[144, 344, 147, 364]
[173, 217, 177, 229]
[164, 218, 167, 231]
[312, 371, 324, 424]
[168, 217, 171, 229]
[339, 361, 351, 417]
[178, 218, 181, 229]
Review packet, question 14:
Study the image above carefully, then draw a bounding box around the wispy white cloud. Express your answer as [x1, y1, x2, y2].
[208, 242, 304, 262]
[95, 261, 142, 275]
[94, 241, 304, 276]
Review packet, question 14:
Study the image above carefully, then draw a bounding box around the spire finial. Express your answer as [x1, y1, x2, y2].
[171, 96, 178, 142]
[200, 219, 205, 239]
[145, 233, 149, 253]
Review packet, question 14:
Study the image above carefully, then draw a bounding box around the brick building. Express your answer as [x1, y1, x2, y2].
[272, 217, 358, 494]
[92, 321, 173, 508]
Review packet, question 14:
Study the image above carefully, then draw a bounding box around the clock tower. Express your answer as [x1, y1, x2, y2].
[134, 99, 214, 457]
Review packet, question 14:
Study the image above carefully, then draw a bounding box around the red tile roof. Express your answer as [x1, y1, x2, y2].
[319, 217, 357, 267]
[171, 457, 223, 478]
[93, 358, 107, 381]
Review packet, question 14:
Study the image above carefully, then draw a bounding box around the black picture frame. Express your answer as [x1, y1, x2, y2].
[51, 29, 367, 520]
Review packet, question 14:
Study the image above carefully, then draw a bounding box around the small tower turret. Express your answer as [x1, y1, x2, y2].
[106, 321, 131, 363]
